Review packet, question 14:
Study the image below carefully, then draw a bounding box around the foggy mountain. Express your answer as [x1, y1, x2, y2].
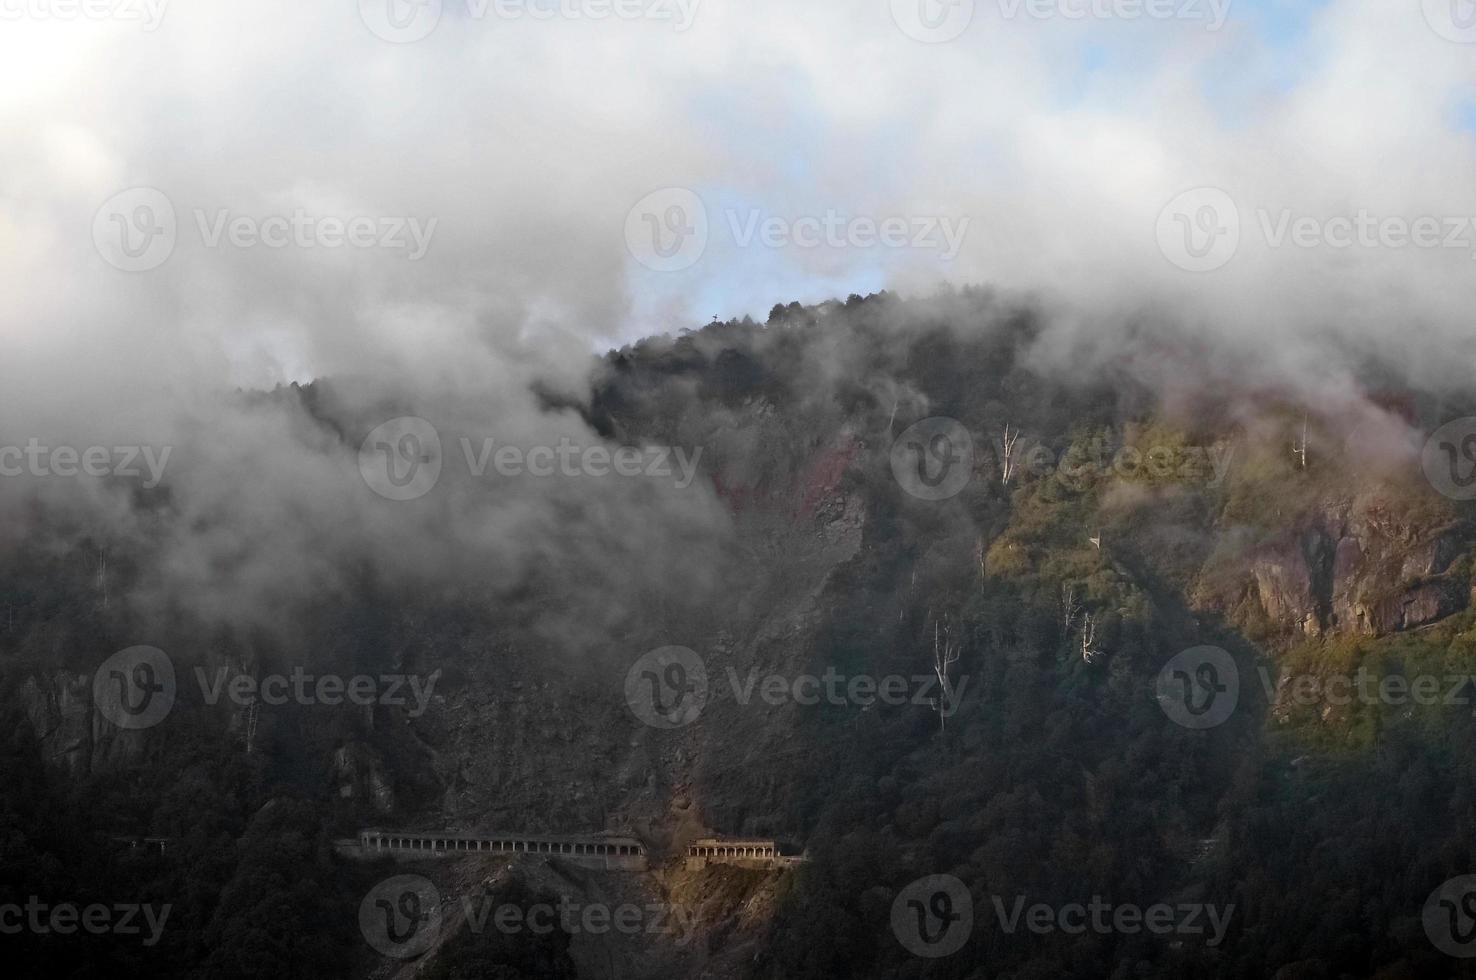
[6, 289, 1476, 977]
[9, 1, 1476, 977]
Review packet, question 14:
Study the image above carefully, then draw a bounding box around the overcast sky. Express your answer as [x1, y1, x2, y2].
[4, 0, 1476, 401]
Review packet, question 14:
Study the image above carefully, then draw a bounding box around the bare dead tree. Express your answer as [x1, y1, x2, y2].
[244, 700, 259, 756]
[95, 548, 108, 610]
[1080, 613, 1101, 664]
[1292, 413, 1308, 469]
[1061, 583, 1081, 632]
[1000, 424, 1020, 485]
[886, 396, 899, 440]
[930, 616, 962, 733]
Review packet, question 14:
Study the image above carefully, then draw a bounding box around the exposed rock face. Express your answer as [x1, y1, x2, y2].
[332, 742, 398, 813]
[1358, 578, 1468, 635]
[1230, 508, 1472, 639]
[17, 670, 153, 776]
[1248, 530, 1332, 636]
[19, 672, 93, 777]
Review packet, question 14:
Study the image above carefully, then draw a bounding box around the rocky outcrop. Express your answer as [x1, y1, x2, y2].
[1247, 529, 1333, 636]
[17, 670, 152, 776]
[19, 672, 93, 777]
[332, 742, 398, 813]
[1217, 508, 1472, 639]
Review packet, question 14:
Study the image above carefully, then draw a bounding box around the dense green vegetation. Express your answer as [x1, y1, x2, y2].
[6, 291, 1476, 976]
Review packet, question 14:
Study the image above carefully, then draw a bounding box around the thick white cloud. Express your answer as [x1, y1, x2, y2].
[3, 0, 1474, 394]
[1, 0, 1473, 632]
